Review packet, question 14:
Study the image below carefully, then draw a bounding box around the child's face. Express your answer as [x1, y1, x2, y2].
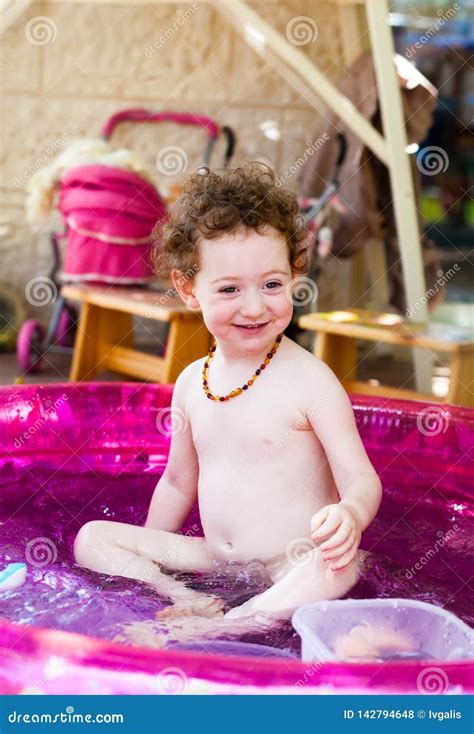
[186, 227, 294, 355]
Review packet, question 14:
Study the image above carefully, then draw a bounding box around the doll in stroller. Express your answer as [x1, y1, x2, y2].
[18, 109, 235, 374]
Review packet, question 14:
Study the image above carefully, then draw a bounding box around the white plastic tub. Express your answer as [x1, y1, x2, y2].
[292, 599, 474, 663]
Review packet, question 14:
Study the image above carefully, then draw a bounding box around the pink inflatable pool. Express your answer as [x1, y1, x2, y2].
[0, 382, 472, 694]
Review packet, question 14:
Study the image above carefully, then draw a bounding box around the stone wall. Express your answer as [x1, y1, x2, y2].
[1, 0, 355, 321]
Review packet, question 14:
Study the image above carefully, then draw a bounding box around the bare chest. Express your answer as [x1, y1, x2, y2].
[187, 378, 313, 459]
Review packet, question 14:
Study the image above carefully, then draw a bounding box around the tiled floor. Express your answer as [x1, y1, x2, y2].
[0, 318, 170, 386]
[0, 349, 72, 385]
[0, 346, 148, 386]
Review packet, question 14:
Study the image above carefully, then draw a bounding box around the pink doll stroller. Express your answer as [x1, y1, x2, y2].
[17, 110, 235, 374]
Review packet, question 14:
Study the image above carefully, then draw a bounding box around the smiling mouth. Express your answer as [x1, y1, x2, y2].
[233, 322, 269, 330]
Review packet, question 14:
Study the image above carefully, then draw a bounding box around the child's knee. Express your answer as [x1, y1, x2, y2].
[307, 549, 358, 599]
[73, 520, 110, 565]
[324, 556, 358, 598]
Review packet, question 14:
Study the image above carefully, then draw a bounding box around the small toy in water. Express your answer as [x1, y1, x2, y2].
[0, 563, 27, 591]
[334, 623, 416, 662]
[293, 598, 474, 663]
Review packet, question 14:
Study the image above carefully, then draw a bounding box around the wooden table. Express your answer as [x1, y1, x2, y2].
[62, 284, 211, 383]
[298, 309, 474, 407]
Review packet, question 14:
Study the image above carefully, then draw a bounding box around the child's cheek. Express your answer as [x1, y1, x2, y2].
[276, 292, 293, 318]
[208, 297, 235, 325]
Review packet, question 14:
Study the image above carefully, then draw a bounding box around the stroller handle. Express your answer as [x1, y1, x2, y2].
[101, 109, 235, 167]
[301, 133, 347, 224]
[334, 132, 347, 171]
[221, 126, 236, 167]
[102, 109, 220, 140]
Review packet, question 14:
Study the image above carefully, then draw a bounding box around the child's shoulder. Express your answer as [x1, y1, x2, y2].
[173, 357, 206, 408]
[175, 356, 205, 385]
[282, 336, 344, 391]
[282, 336, 328, 373]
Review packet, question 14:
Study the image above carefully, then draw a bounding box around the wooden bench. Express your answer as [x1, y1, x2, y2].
[62, 284, 211, 383]
[298, 309, 474, 408]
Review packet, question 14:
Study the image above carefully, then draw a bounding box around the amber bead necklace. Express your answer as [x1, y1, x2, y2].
[202, 333, 283, 402]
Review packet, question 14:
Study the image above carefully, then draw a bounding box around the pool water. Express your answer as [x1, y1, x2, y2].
[0, 461, 471, 658]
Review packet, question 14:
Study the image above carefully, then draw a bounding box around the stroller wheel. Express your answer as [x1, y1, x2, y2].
[17, 320, 45, 374]
[55, 307, 77, 347]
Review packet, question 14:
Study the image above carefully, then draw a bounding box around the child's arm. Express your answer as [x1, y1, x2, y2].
[145, 366, 199, 532]
[305, 361, 382, 570]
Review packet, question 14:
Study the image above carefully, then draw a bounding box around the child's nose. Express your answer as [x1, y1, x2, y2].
[240, 291, 266, 318]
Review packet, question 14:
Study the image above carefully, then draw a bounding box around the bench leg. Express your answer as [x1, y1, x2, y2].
[447, 348, 474, 409]
[163, 316, 211, 383]
[70, 303, 133, 381]
[315, 332, 357, 386]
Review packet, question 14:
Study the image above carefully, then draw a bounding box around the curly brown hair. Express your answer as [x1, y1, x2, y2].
[152, 162, 309, 279]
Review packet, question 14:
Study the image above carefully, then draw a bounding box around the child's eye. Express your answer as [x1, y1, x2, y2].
[219, 286, 238, 294]
[265, 281, 282, 290]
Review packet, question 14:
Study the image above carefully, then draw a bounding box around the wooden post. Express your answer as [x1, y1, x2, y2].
[163, 316, 211, 383]
[447, 346, 474, 409]
[316, 332, 358, 388]
[69, 303, 133, 381]
[365, 0, 432, 392]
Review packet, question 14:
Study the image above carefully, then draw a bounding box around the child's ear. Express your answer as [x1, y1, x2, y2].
[171, 270, 200, 311]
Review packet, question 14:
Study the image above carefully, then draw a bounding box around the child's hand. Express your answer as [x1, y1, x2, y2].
[310, 502, 362, 571]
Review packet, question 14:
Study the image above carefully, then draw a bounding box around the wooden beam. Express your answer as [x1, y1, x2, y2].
[210, 0, 388, 165]
[0, 0, 32, 34]
[103, 346, 166, 382]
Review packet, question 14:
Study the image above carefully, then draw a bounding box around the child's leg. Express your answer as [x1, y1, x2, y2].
[225, 547, 359, 619]
[73, 520, 222, 615]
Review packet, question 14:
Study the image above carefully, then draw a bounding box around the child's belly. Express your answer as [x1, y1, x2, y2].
[198, 445, 338, 563]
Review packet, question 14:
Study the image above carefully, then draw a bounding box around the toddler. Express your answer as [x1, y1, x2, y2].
[74, 163, 382, 620]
